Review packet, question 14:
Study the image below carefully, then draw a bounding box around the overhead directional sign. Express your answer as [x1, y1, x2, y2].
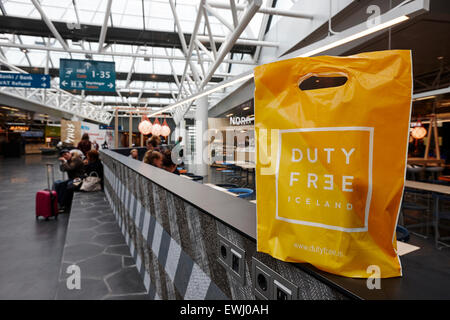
[59, 59, 116, 92]
[0, 72, 50, 88]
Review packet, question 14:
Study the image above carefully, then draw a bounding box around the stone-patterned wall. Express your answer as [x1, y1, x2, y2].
[101, 152, 348, 300]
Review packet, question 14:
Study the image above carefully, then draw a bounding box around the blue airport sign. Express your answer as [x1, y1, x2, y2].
[0, 72, 50, 89]
[59, 59, 116, 92]
[99, 124, 122, 130]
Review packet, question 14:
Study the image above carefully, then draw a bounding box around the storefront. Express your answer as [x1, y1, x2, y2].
[208, 99, 255, 164]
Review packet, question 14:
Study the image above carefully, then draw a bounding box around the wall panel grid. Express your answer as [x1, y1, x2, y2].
[101, 154, 347, 300]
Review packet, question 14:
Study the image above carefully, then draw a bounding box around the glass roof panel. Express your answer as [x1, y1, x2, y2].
[0, 0, 269, 111]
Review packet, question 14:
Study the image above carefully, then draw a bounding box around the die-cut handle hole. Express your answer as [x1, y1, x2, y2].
[298, 73, 348, 91]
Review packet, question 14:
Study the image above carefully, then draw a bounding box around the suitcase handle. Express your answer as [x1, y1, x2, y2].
[45, 163, 57, 217]
[46, 163, 55, 190]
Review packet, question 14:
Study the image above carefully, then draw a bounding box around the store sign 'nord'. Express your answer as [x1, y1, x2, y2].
[229, 116, 254, 126]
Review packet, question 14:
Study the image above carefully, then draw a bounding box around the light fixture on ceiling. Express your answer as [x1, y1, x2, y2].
[413, 87, 450, 100]
[297, 16, 409, 57]
[243, 106, 250, 110]
[414, 95, 436, 101]
[1, 106, 19, 111]
[148, 72, 254, 117]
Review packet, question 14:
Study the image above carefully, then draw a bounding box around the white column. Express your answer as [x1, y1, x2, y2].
[128, 112, 133, 147]
[179, 119, 187, 149]
[195, 96, 208, 176]
[174, 125, 180, 144]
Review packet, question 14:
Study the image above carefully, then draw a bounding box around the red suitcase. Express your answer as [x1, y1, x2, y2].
[36, 163, 58, 220]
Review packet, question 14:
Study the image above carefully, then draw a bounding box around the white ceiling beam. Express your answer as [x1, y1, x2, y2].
[195, 44, 206, 79]
[164, 48, 182, 89]
[98, 0, 112, 53]
[207, 0, 314, 19]
[72, 0, 81, 27]
[229, 0, 239, 28]
[125, 46, 140, 88]
[168, 0, 203, 94]
[176, 0, 206, 98]
[177, 0, 262, 119]
[200, 0, 262, 89]
[202, 6, 217, 60]
[195, 38, 215, 62]
[30, 0, 69, 51]
[196, 35, 278, 47]
[0, 41, 256, 66]
[203, 3, 234, 32]
[253, 0, 274, 63]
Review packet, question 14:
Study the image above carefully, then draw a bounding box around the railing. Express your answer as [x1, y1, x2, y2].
[0, 85, 113, 124]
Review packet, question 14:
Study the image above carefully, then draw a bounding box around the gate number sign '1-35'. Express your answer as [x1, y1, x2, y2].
[59, 59, 116, 92]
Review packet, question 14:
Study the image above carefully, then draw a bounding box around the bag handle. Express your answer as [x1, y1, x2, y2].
[297, 72, 349, 91]
[89, 171, 99, 178]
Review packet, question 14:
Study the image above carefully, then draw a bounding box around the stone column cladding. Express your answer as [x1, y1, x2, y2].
[101, 152, 348, 300]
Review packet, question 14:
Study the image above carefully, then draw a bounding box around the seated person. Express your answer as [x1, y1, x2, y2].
[70, 148, 85, 160]
[146, 135, 161, 153]
[129, 148, 139, 160]
[59, 149, 84, 180]
[143, 150, 163, 168]
[83, 149, 104, 189]
[56, 149, 84, 213]
[162, 150, 180, 175]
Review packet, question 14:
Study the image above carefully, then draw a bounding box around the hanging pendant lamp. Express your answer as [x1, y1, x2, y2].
[161, 118, 171, 137]
[411, 118, 427, 140]
[152, 118, 162, 136]
[138, 115, 152, 135]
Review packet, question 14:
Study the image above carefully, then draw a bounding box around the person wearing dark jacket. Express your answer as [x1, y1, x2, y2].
[56, 149, 84, 213]
[83, 149, 104, 189]
[59, 150, 84, 180]
[162, 149, 180, 175]
[77, 133, 92, 156]
[146, 135, 161, 152]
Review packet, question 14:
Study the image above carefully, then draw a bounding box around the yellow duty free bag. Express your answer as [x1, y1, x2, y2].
[254, 50, 412, 278]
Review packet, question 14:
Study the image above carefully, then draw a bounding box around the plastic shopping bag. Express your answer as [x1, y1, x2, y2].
[254, 50, 412, 278]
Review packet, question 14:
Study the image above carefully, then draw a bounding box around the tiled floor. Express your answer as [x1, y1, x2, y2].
[55, 191, 150, 300]
[0, 154, 69, 299]
[0, 154, 148, 300]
